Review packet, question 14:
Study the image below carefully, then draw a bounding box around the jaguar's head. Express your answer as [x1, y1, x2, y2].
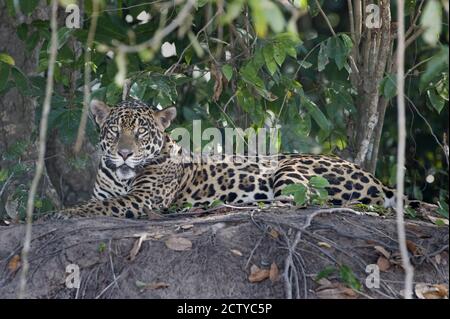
[90, 99, 176, 181]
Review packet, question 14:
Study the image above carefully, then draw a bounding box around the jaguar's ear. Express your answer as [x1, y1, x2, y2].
[90, 100, 111, 127]
[155, 106, 177, 130]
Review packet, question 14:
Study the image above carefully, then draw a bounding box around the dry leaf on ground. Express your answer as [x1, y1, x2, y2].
[248, 265, 270, 283]
[315, 283, 358, 299]
[269, 229, 279, 239]
[8, 255, 20, 272]
[230, 249, 243, 256]
[269, 262, 279, 282]
[374, 245, 391, 259]
[129, 234, 147, 261]
[406, 240, 421, 256]
[415, 283, 448, 299]
[377, 256, 391, 272]
[165, 236, 192, 251]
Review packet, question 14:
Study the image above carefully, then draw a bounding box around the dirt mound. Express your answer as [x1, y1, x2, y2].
[0, 208, 448, 299]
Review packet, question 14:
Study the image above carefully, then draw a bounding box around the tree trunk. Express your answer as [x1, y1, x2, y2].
[348, 0, 393, 173]
[0, 1, 61, 217]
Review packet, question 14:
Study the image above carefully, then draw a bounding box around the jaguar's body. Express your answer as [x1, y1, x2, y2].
[61, 99, 403, 219]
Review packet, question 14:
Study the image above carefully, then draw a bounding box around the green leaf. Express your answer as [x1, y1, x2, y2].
[49, 27, 73, 52]
[263, 45, 278, 76]
[19, 0, 40, 15]
[264, 1, 285, 34]
[240, 62, 265, 88]
[302, 96, 332, 133]
[339, 265, 361, 291]
[281, 183, 307, 206]
[11, 67, 29, 94]
[0, 62, 10, 91]
[420, 47, 449, 91]
[249, 0, 268, 37]
[222, 0, 244, 24]
[273, 43, 286, 66]
[209, 199, 224, 208]
[315, 266, 336, 281]
[0, 168, 9, 182]
[0, 53, 15, 66]
[380, 74, 397, 99]
[420, 0, 442, 46]
[317, 42, 329, 72]
[427, 88, 445, 113]
[339, 34, 353, 53]
[437, 201, 449, 219]
[309, 176, 330, 189]
[328, 36, 347, 70]
[222, 64, 233, 81]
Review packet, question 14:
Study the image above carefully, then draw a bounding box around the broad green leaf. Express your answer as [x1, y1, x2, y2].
[302, 96, 332, 133]
[222, 64, 233, 81]
[380, 74, 397, 99]
[281, 184, 307, 206]
[339, 265, 361, 291]
[307, 0, 322, 17]
[420, 46, 449, 91]
[263, 45, 278, 75]
[427, 88, 445, 113]
[420, 0, 442, 46]
[436, 74, 449, 101]
[249, 0, 268, 37]
[317, 42, 329, 72]
[11, 67, 28, 94]
[240, 63, 265, 88]
[0, 53, 15, 66]
[273, 43, 286, 66]
[264, 1, 285, 34]
[298, 60, 312, 69]
[222, 0, 244, 24]
[437, 201, 449, 219]
[19, 0, 40, 15]
[309, 176, 330, 189]
[315, 266, 336, 281]
[339, 34, 353, 53]
[0, 62, 10, 91]
[0, 168, 9, 182]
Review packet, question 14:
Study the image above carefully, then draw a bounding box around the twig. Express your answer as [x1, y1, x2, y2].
[314, 0, 336, 36]
[18, 0, 59, 299]
[165, 11, 221, 75]
[395, 0, 414, 299]
[74, 0, 100, 154]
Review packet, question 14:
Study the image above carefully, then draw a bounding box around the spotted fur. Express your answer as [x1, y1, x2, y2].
[59, 99, 409, 219]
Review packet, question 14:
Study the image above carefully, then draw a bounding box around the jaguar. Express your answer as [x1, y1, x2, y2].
[56, 98, 421, 219]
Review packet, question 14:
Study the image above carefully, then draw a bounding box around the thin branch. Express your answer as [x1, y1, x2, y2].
[347, 0, 356, 42]
[314, 0, 336, 36]
[395, 0, 414, 300]
[165, 11, 221, 75]
[18, 0, 59, 299]
[74, 0, 100, 154]
[354, 0, 362, 47]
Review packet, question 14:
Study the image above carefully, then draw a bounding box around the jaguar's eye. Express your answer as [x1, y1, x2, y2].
[137, 127, 147, 135]
[110, 126, 119, 133]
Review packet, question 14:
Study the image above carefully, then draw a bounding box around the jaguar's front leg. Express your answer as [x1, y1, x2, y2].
[53, 190, 172, 219]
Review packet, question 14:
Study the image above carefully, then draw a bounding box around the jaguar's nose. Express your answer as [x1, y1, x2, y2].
[118, 149, 133, 160]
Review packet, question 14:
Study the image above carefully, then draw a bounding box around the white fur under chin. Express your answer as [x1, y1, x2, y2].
[116, 166, 136, 181]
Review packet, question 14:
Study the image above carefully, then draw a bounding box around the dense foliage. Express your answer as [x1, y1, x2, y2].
[0, 0, 448, 218]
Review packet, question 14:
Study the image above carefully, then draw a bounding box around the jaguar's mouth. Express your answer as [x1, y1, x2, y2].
[116, 164, 136, 181]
